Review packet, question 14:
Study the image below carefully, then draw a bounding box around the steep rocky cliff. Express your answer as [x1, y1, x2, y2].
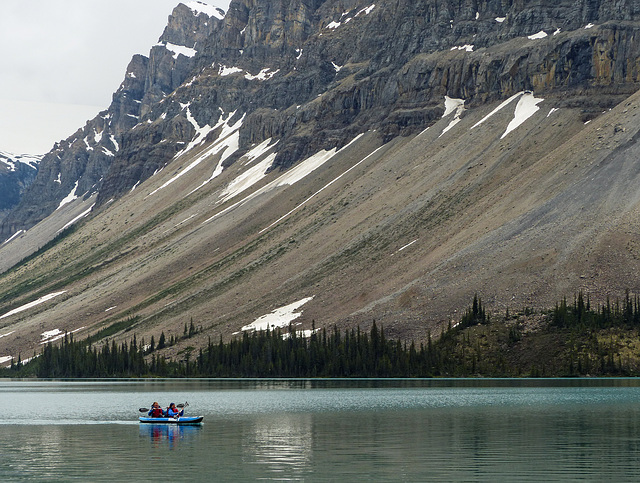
[6, 0, 640, 241]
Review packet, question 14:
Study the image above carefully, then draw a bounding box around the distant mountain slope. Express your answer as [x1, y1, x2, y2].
[3, 0, 640, 365]
[0, 150, 39, 224]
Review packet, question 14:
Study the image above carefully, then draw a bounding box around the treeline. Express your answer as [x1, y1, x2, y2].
[22, 321, 463, 378]
[36, 334, 148, 378]
[552, 291, 640, 329]
[7, 297, 490, 378]
[197, 322, 439, 377]
[9, 292, 640, 378]
[30, 321, 201, 378]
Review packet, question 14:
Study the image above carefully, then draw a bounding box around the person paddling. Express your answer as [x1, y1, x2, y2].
[166, 402, 184, 418]
[148, 402, 164, 418]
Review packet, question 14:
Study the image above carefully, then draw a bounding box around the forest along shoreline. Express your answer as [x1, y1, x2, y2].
[6, 293, 640, 378]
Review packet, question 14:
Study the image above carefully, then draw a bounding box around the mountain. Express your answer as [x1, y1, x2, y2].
[0, 2, 223, 240]
[0, 150, 40, 226]
[2, 0, 640, 365]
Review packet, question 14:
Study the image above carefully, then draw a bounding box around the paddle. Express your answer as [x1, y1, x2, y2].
[138, 402, 188, 413]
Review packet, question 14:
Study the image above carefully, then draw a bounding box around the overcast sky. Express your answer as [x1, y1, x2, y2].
[0, 0, 231, 155]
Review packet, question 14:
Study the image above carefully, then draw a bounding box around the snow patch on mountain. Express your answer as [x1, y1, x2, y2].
[440, 96, 465, 137]
[218, 65, 243, 76]
[245, 68, 280, 81]
[501, 92, 544, 138]
[40, 326, 84, 345]
[204, 138, 280, 202]
[0, 150, 41, 171]
[259, 135, 379, 234]
[357, 4, 376, 16]
[242, 139, 278, 166]
[451, 45, 474, 52]
[326, 4, 375, 29]
[238, 297, 315, 333]
[216, 64, 280, 81]
[0, 291, 66, 321]
[148, 112, 245, 197]
[220, 153, 276, 202]
[471, 92, 524, 129]
[178, 105, 226, 156]
[528, 30, 548, 40]
[185, 1, 225, 20]
[159, 42, 198, 59]
[203, 145, 340, 225]
[189, 127, 242, 193]
[57, 181, 80, 210]
[58, 202, 96, 233]
[2, 230, 24, 245]
[443, 96, 465, 118]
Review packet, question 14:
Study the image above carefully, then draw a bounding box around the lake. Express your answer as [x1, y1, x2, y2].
[1, 378, 640, 481]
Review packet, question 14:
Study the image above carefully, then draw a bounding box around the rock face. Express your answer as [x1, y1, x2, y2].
[0, 151, 39, 226]
[5, 0, 640, 239]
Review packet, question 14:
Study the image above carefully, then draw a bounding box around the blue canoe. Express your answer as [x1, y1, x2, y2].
[139, 416, 203, 424]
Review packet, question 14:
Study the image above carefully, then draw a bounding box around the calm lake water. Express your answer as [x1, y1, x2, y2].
[1, 379, 640, 481]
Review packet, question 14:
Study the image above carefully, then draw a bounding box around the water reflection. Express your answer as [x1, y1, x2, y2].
[3, 380, 640, 480]
[243, 414, 313, 477]
[139, 424, 202, 450]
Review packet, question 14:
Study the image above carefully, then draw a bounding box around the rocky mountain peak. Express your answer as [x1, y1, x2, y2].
[0, 2, 226, 241]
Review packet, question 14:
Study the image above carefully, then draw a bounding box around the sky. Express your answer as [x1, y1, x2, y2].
[0, 0, 231, 155]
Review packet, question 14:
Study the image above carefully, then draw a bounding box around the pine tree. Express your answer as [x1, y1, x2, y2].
[158, 332, 166, 349]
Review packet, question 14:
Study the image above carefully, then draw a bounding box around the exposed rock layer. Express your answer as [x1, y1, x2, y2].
[6, 0, 640, 240]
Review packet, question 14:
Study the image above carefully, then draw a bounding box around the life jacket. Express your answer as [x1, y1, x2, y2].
[151, 407, 164, 418]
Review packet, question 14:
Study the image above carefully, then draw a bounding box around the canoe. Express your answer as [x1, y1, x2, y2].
[139, 416, 203, 424]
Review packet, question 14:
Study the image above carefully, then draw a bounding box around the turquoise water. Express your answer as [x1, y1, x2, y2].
[1, 379, 640, 481]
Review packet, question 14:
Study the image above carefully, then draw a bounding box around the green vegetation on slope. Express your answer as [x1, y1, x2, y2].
[7, 292, 640, 378]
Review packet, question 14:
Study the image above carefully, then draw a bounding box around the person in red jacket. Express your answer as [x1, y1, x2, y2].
[148, 402, 164, 418]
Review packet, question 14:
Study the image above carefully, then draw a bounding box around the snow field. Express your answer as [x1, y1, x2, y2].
[440, 92, 550, 139]
[501, 93, 544, 138]
[439, 96, 465, 137]
[0, 292, 67, 321]
[57, 181, 79, 210]
[325, 4, 376, 30]
[186, 1, 225, 20]
[147, 110, 244, 197]
[236, 297, 315, 334]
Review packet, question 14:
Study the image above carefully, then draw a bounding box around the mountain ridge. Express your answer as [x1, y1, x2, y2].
[2, 0, 640, 365]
